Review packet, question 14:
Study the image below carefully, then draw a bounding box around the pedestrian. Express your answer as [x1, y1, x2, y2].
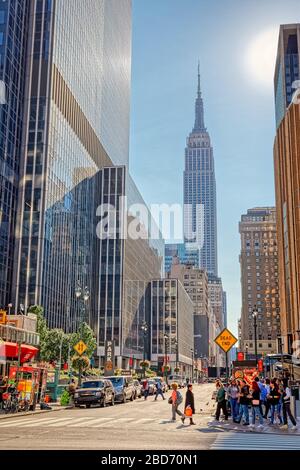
[263, 378, 271, 419]
[154, 379, 165, 401]
[227, 379, 239, 422]
[68, 379, 76, 406]
[258, 378, 267, 417]
[0, 376, 7, 409]
[170, 382, 185, 422]
[143, 379, 149, 400]
[269, 379, 283, 425]
[215, 381, 228, 421]
[235, 379, 250, 425]
[281, 379, 297, 430]
[184, 383, 196, 425]
[250, 378, 264, 429]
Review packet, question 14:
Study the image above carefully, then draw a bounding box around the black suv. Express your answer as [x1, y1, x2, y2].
[74, 379, 115, 408]
[106, 376, 135, 403]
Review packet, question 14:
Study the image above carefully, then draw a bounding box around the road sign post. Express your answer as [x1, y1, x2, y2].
[214, 328, 238, 379]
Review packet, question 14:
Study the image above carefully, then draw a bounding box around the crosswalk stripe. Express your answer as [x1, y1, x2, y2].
[47, 418, 83, 427]
[86, 417, 115, 428]
[22, 417, 74, 427]
[131, 418, 155, 425]
[211, 433, 300, 450]
[0, 416, 61, 427]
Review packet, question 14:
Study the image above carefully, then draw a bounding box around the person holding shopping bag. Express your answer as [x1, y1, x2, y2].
[184, 383, 196, 425]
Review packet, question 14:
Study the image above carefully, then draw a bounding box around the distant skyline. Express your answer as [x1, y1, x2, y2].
[129, 0, 300, 335]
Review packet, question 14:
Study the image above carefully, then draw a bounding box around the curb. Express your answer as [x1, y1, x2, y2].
[0, 406, 67, 421]
[208, 422, 300, 436]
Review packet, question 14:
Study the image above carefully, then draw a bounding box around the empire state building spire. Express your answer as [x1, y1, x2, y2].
[193, 62, 206, 132]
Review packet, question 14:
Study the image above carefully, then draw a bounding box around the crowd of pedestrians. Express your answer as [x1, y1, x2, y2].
[215, 376, 298, 430]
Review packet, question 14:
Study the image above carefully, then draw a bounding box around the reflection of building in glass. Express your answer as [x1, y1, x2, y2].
[150, 279, 194, 376]
[0, 1, 29, 308]
[274, 24, 300, 128]
[12, 1, 132, 315]
[96, 166, 164, 368]
[165, 243, 199, 273]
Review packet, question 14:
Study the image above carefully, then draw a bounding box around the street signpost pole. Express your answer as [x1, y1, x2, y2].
[226, 352, 229, 380]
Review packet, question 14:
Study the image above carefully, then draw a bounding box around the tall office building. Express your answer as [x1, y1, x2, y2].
[150, 279, 194, 377]
[169, 261, 209, 359]
[0, 1, 166, 369]
[239, 208, 280, 357]
[274, 24, 300, 353]
[274, 24, 300, 128]
[0, 1, 29, 308]
[183, 65, 218, 276]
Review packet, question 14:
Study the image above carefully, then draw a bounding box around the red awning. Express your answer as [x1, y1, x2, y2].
[0, 342, 38, 363]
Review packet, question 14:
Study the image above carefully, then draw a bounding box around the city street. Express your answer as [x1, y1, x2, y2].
[1, 383, 300, 451]
[0, 384, 220, 450]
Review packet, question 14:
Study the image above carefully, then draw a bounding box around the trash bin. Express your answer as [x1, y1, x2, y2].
[291, 385, 300, 401]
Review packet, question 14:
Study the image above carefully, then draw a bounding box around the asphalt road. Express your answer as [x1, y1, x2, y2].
[0, 383, 222, 450]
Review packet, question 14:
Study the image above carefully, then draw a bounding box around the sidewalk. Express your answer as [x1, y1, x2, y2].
[208, 417, 300, 436]
[0, 402, 67, 420]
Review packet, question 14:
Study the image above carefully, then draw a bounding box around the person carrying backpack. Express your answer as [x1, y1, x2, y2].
[170, 382, 184, 422]
[215, 381, 228, 421]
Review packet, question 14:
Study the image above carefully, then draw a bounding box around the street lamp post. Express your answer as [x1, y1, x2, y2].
[75, 283, 90, 386]
[164, 333, 169, 384]
[190, 348, 194, 383]
[141, 321, 148, 378]
[252, 306, 258, 366]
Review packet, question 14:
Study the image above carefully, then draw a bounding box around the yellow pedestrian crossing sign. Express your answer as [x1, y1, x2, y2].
[74, 340, 87, 356]
[214, 328, 237, 353]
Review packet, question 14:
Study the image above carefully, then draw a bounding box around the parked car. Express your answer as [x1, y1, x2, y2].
[168, 375, 184, 389]
[147, 379, 157, 395]
[74, 379, 115, 408]
[133, 379, 143, 399]
[106, 376, 135, 403]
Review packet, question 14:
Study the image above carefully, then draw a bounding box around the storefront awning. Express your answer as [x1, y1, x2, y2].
[0, 341, 38, 363]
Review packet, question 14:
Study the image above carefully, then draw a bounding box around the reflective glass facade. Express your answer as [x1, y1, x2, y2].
[0, 0, 29, 308]
[274, 24, 300, 128]
[96, 166, 164, 363]
[164, 243, 199, 273]
[12, 0, 132, 330]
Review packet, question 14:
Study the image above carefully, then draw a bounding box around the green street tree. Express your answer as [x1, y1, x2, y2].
[27, 306, 97, 366]
[69, 322, 97, 359]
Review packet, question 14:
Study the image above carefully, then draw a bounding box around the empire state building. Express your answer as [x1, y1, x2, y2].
[183, 65, 218, 276]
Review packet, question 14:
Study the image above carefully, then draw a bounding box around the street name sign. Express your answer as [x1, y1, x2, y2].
[74, 340, 87, 356]
[214, 328, 237, 353]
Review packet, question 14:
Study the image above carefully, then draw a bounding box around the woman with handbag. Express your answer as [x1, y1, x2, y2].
[169, 383, 185, 422]
[184, 383, 196, 425]
[250, 379, 264, 429]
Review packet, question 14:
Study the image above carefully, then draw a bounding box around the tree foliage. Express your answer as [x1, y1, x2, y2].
[72, 355, 90, 372]
[28, 305, 97, 364]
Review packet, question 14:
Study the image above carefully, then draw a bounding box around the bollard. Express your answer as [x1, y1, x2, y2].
[290, 395, 296, 420]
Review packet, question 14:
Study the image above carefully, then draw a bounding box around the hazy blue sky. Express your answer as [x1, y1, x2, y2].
[129, 0, 300, 335]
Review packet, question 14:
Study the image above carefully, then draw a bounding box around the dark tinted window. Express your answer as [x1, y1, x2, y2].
[81, 381, 104, 389]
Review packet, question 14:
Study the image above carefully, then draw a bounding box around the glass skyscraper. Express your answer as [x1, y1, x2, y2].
[9, 0, 132, 324]
[183, 65, 218, 276]
[0, 1, 166, 368]
[274, 24, 300, 129]
[0, 1, 29, 308]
